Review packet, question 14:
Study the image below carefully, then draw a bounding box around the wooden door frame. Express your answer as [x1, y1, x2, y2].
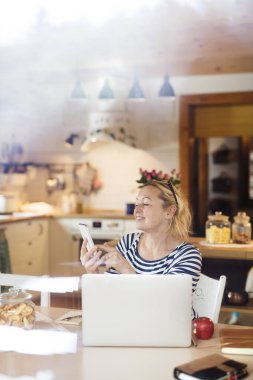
[179, 91, 253, 235]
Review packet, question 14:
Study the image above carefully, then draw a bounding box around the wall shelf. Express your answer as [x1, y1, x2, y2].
[221, 299, 253, 315]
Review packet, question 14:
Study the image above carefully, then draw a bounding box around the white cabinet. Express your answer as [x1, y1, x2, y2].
[4, 219, 49, 275]
[1, 216, 136, 277]
[124, 220, 137, 234]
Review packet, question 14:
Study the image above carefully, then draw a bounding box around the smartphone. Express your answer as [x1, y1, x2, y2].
[79, 223, 106, 267]
[78, 223, 95, 250]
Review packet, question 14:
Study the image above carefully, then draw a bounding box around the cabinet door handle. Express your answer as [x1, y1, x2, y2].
[107, 222, 119, 228]
[72, 234, 80, 242]
[38, 223, 44, 235]
[28, 261, 32, 266]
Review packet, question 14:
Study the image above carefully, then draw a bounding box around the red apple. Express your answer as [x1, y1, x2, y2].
[192, 317, 214, 340]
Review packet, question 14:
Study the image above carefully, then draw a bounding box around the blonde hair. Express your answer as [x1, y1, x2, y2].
[141, 180, 192, 240]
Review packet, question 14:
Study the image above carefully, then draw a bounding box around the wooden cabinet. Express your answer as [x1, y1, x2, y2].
[4, 219, 49, 275]
[49, 218, 76, 276]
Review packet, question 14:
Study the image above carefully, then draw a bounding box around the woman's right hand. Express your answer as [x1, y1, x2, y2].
[80, 238, 104, 273]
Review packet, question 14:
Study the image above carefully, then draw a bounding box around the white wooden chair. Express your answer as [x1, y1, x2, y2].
[245, 267, 253, 297]
[0, 273, 80, 307]
[192, 273, 226, 323]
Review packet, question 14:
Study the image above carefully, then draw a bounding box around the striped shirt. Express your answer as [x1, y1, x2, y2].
[115, 232, 202, 318]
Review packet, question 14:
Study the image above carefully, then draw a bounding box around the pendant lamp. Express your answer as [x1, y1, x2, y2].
[99, 79, 114, 100]
[128, 77, 145, 101]
[158, 74, 175, 98]
[71, 79, 86, 100]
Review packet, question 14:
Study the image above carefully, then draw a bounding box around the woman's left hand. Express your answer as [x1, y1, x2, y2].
[96, 244, 136, 274]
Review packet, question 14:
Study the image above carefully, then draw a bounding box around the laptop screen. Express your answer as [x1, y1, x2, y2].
[82, 273, 192, 347]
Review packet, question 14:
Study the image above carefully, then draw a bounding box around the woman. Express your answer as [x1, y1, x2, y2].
[80, 177, 202, 297]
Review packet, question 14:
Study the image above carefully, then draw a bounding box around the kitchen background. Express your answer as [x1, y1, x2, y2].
[0, 0, 253, 213]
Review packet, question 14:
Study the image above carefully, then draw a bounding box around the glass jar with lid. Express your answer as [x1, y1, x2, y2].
[0, 288, 35, 329]
[205, 211, 231, 244]
[232, 212, 252, 244]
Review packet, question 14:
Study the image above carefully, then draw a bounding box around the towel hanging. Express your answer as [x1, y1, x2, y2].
[0, 228, 12, 274]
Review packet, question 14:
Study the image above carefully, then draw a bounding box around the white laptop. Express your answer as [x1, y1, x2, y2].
[81, 273, 192, 347]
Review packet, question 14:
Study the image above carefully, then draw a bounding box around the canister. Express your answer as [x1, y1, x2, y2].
[232, 212, 251, 244]
[0, 194, 17, 214]
[205, 211, 231, 244]
[0, 288, 35, 329]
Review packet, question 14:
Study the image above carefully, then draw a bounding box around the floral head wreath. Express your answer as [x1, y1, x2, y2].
[136, 168, 181, 206]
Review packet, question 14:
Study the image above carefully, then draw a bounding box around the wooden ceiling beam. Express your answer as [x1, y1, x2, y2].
[166, 55, 253, 76]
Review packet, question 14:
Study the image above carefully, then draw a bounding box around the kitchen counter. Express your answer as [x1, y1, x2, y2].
[189, 237, 253, 260]
[1, 213, 252, 259]
[0, 210, 136, 277]
[0, 209, 135, 226]
[0, 212, 49, 225]
[53, 209, 135, 220]
[0, 212, 252, 259]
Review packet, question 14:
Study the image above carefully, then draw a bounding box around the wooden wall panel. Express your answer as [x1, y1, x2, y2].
[194, 105, 253, 137]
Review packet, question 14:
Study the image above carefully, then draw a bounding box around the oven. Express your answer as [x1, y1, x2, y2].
[72, 218, 125, 262]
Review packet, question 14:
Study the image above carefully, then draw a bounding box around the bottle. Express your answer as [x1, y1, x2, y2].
[232, 212, 251, 244]
[205, 211, 231, 244]
[0, 288, 35, 329]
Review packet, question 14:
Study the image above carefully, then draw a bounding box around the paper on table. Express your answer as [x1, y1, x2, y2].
[0, 324, 77, 355]
[35, 311, 69, 332]
[55, 310, 82, 325]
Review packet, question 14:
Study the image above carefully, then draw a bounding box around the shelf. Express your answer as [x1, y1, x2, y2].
[221, 299, 253, 315]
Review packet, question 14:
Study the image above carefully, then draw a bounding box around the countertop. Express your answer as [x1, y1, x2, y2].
[0, 212, 49, 224]
[2, 214, 252, 260]
[189, 236, 253, 260]
[53, 209, 135, 220]
[0, 209, 135, 225]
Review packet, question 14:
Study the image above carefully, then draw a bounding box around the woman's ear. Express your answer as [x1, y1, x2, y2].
[166, 204, 177, 219]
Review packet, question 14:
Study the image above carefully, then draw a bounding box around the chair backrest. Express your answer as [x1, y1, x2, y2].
[245, 267, 253, 295]
[0, 273, 80, 307]
[192, 274, 226, 323]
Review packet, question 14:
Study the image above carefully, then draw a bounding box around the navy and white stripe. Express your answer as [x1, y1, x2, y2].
[116, 232, 202, 318]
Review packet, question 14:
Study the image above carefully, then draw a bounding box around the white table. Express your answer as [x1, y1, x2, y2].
[0, 307, 252, 380]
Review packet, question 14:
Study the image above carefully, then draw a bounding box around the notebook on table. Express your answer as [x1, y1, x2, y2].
[81, 273, 192, 347]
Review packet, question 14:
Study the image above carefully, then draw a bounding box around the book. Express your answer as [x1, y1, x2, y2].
[220, 326, 253, 355]
[173, 353, 248, 380]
